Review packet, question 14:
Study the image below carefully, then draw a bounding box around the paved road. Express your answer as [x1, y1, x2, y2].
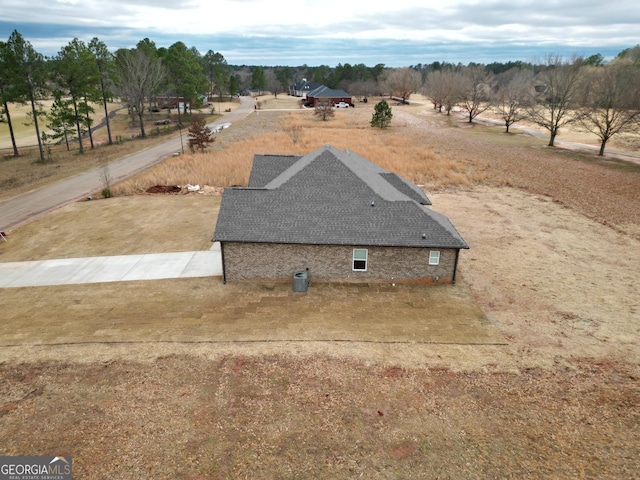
[0, 96, 255, 231]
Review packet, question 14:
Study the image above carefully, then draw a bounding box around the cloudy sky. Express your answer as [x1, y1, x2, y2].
[1, 0, 638, 66]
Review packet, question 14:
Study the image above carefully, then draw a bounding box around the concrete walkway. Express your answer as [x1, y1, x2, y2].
[0, 244, 222, 288]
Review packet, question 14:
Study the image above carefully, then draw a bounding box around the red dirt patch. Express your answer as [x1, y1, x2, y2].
[145, 185, 181, 194]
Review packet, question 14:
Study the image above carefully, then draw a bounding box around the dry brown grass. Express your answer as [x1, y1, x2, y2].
[1, 355, 636, 479]
[0, 279, 503, 346]
[113, 107, 494, 195]
[0, 195, 220, 260]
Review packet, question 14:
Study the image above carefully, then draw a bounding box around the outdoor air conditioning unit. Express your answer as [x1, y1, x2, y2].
[293, 271, 309, 292]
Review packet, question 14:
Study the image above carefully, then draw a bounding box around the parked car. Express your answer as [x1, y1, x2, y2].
[154, 119, 172, 125]
[334, 101, 350, 108]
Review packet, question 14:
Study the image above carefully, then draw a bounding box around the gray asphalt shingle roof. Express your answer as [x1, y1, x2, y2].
[306, 85, 351, 98]
[212, 145, 468, 249]
[248, 154, 302, 187]
[291, 80, 321, 91]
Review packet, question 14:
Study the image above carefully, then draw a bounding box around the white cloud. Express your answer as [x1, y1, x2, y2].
[1, 0, 637, 65]
[3, 0, 638, 41]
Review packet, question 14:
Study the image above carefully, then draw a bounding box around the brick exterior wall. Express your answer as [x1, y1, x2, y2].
[221, 242, 459, 284]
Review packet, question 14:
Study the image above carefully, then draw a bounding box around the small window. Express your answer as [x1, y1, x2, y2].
[353, 249, 368, 271]
[429, 250, 440, 265]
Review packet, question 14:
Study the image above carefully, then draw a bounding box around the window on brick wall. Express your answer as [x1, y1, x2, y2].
[429, 250, 440, 265]
[353, 249, 368, 271]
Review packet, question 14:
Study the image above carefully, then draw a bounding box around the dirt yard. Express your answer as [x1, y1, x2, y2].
[0, 104, 639, 478]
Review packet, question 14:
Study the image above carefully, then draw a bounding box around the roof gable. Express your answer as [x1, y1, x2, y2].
[263, 146, 430, 205]
[291, 80, 321, 91]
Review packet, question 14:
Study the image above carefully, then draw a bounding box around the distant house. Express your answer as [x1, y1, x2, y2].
[156, 96, 186, 109]
[289, 79, 322, 98]
[306, 85, 352, 107]
[212, 145, 469, 284]
[156, 95, 208, 110]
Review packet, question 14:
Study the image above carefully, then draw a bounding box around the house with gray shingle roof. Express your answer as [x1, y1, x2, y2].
[289, 79, 322, 98]
[212, 145, 468, 284]
[306, 86, 352, 107]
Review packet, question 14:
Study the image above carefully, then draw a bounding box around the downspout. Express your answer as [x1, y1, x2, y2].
[452, 249, 460, 284]
[220, 242, 227, 284]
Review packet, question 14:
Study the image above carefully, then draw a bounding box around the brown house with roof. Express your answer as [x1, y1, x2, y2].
[212, 145, 468, 284]
[305, 86, 353, 107]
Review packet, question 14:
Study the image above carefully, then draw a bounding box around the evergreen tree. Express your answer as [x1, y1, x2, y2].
[228, 75, 240, 97]
[0, 40, 20, 156]
[163, 41, 208, 131]
[45, 95, 76, 151]
[89, 37, 116, 145]
[250, 66, 267, 95]
[7, 30, 48, 162]
[370, 99, 393, 128]
[187, 115, 215, 152]
[201, 50, 229, 100]
[51, 38, 101, 153]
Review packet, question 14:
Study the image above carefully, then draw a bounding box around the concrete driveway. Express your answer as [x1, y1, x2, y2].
[0, 244, 222, 288]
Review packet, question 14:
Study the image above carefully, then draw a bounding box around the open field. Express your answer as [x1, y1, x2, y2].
[1, 98, 639, 478]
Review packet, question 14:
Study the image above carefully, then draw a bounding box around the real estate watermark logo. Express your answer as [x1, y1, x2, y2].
[0, 456, 72, 480]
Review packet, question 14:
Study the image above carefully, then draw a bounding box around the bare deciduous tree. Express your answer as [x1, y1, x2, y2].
[494, 69, 533, 132]
[459, 65, 493, 123]
[579, 62, 640, 156]
[425, 69, 464, 115]
[525, 54, 585, 147]
[314, 98, 334, 121]
[385, 67, 422, 103]
[282, 121, 302, 144]
[115, 48, 166, 138]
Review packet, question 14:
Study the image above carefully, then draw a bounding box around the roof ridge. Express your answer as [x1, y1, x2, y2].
[262, 145, 338, 189]
[262, 145, 425, 205]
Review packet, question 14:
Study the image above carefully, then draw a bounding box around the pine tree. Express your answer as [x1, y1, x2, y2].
[188, 115, 215, 152]
[370, 99, 393, 128]
[45, 95, 76, 151]
[7, 30, 48, 162]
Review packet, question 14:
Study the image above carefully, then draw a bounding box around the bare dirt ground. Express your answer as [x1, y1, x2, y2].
[1, 104, 639, 478]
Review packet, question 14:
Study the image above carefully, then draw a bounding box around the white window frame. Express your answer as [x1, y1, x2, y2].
[429, 250, 440, 266]
[352, 249, 368, 271]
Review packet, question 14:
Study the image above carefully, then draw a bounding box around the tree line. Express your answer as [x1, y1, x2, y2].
[273, 49, 640, 156]
[1, 29, 639, 161]
[0, 31, 236, 162]
[388, 49, 640, 156]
